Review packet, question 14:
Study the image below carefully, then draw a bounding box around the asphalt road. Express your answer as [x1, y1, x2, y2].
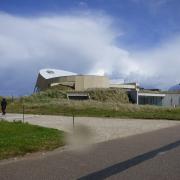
[0, 125, 180, 180]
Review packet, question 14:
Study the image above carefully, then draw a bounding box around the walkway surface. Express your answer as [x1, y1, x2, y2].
[1, 113, 180, 144]
[0, 124, 180, 180]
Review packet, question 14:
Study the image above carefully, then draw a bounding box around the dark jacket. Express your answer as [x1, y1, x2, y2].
[1, 99, 7, 109]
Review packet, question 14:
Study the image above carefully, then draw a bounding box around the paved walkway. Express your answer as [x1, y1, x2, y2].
[0, 125, 180, 180]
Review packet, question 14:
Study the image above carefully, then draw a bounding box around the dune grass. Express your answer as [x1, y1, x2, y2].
[7, 99, 180, 120]
[2, 86, 180, 120]
[0, 120, 65, 160]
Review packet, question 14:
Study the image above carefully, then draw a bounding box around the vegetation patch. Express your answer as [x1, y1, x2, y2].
[0, 120, 65, 160]
[22, 86, 129, 104]
[87, 88, 129, 103]
[3, 86, 180, 120]
[7, 100, 180, 120]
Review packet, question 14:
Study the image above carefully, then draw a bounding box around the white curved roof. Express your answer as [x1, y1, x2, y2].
[39, 69, 77, 79]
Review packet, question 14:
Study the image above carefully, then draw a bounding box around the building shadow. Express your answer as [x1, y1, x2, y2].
[78, 140, 180, 180]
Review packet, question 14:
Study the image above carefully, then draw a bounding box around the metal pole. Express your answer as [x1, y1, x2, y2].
[11, 95, 13, 102]
[73, 113, 75, 129]
[23, 105, 25, 123]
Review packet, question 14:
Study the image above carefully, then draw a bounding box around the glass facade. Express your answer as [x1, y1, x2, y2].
[138, 96, 163, 106]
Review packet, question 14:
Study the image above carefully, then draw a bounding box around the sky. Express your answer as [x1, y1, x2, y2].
[0, 0, 180, 95]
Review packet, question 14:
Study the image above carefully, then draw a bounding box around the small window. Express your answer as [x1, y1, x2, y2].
[46, 70, 55, 74]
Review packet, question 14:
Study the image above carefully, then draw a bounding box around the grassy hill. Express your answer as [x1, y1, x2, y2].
[3, 85, 180, 120]
[19, 85, 129, 103]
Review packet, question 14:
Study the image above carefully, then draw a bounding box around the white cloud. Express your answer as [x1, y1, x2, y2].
[0, 12, 179, 95]
[131, 0, 171, 12]
[131, 0, 170, 6]
[130, 36, 180, 89]
[78, 1, 88, 8]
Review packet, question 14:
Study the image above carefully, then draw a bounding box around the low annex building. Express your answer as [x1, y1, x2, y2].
[34, 69, 109, 92]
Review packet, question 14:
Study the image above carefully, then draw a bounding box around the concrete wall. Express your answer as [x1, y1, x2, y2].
[35, 74, 49, 91]
[35, 74, 109, 91]
[35, 75, 76, 91]
[75, 75, 109, 91]
[162, 93, 180, 107]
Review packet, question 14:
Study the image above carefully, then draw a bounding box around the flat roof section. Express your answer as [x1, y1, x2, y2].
[138, 92, 166, 97]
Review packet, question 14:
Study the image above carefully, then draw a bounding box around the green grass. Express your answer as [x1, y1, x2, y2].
[7, 100, 180, 120]
[0, 120, 65, 160]
[2, 86, 180, 120]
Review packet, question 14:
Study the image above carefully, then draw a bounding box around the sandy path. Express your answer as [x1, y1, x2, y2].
[2, 113, 180, 144]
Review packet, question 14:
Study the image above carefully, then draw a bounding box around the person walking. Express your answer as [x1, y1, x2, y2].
[1, 98, 7, 115]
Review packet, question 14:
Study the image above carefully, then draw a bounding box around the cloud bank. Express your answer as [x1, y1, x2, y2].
[0, 12, 179, 95]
